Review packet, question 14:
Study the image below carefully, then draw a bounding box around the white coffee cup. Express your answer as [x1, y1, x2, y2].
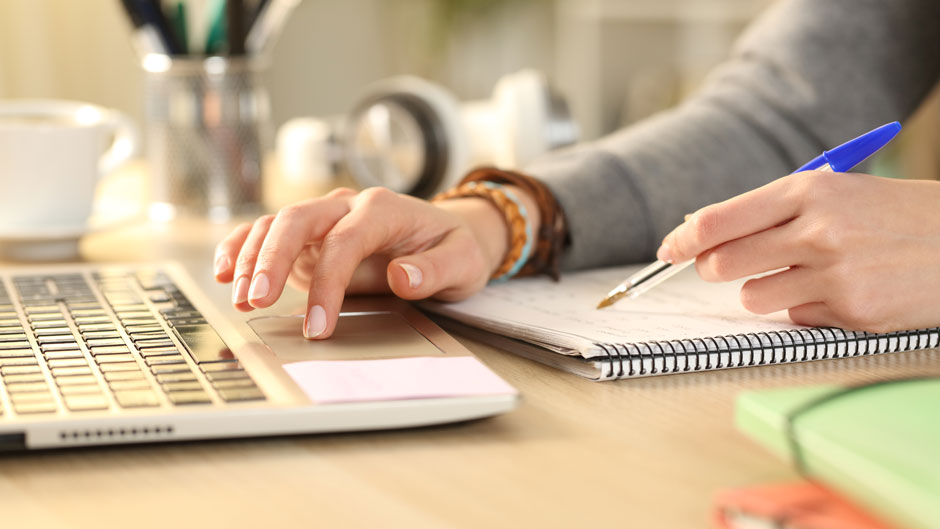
[0, 99, 138, 231]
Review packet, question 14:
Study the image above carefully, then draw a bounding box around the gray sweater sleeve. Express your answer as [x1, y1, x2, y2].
[527, 0, 940, 271]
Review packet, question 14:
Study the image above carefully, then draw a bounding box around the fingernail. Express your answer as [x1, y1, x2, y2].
[214, 254, 230, 276]
[399, 263, 423, 289]
[657, 243, 673, 264]
[305, 305, 326, 339]
[684, 214, 692, 222]
[233, 276, 250, 305]
[248, 272, 270, 301]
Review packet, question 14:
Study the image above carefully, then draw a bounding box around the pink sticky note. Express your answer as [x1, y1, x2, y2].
[282, 356, 516, 404]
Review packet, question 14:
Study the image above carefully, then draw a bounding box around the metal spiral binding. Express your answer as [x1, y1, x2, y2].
[591, 327, 940, 380]
[613, 343, 629, 377]
[596, 343, 617, 380]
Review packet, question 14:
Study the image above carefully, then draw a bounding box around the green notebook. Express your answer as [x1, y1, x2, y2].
[736, 379, 940, 529]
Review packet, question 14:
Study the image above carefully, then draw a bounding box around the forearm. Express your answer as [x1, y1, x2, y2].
[527, 0, 940, 271]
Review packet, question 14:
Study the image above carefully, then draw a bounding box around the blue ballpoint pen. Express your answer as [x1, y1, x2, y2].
[596, 121, 903, 309]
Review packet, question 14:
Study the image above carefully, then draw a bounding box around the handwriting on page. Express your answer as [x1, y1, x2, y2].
[431, 265, 801, 358]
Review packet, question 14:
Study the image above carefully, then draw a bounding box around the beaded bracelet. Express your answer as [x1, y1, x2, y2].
[459, 167, 568, 281]
[432, 181, 533, 282]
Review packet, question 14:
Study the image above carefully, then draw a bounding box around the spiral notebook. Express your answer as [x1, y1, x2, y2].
[421, 265, 940, 381]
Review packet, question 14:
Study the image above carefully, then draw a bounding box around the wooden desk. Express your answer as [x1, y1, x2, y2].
[2, 173, 939, 529]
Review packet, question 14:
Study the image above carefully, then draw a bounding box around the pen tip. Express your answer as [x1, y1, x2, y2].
[597, 288, 630, 309]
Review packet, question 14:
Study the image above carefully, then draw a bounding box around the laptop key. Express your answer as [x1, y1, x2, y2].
[46, 358, 88, 368]
[204, 370, 250, 381]
[149, 364, 192, 375]
[145, 355, 186, 366]
[0, 334, 29, 342]
[66, 302, 101, 310]
[33, 327, 72, 336]
[121, 318, 159, 326]
[166, 317, 208, 327]
[6, 381, 50, 393]
[43, 350, 85, 360]
[85, 338, 126, 347]
[78, 323, 116, 332]
[3, 373, 46, 384]
[31, 320, 68, 329]
[0, 357, 39, 367]
[139, 346, 180, 358]
[103, 371, 146, 381]
[199, 361, 241, 372]
[161, 381, 204, 392]
[108, 379, 152, 391]
[211, 378, 258, 389]
[166, 390, 211, 405]
[0, 341, 31, 350]
[81, 331, 122, 339]
[95, 354, 136, 364]
[26, 313, 64, 322]
[13, 401, 57, 414]
[90, 345, 131, 356]
[155, 372, 198, 383]
[98, 362, 142, 373]
[130, 331, 170, 341]
[125, 324, 164, 333]
[59, 384, 103, 396]
[3, 365, 42, 375]
[70, 309, 106, 317]
[23, 304, 59, 314]
[173, 325, 235, 363]
[55, 375, 99, 386]
[41, 342, 82, 352]
[135, 338, 176, 349]
[10, 391, 54, 403]
[217, 387, 265, 402]
[38, 335, 79, 344]
[116, 311, 153, 319]
[0, 349, 34, 358]
[63, 394, 109, 411]
[112, 304, 148, 313]
[114, 390, 160, 408]
[51, 366, 93, 377]
[73, 316, 111, 324]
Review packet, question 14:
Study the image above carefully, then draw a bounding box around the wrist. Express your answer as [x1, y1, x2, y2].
[435, 197, 515, 276]
[435, 186, 541, 277]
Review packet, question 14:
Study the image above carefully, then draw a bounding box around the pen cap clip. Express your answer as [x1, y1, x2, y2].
[823, 121, 901, 173]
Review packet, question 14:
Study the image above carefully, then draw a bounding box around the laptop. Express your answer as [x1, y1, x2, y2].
[0, 262, 519, 451]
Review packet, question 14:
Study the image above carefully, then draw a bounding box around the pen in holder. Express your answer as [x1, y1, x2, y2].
[143, 55, 269, 222]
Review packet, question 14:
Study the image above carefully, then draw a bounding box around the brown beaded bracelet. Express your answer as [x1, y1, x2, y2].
[432, 181, 532, 281]
[458, 167, 569, 281]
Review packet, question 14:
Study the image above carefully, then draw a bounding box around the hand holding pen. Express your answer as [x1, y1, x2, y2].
[598, 122, 901, 309]
[597, 122, 940, 334]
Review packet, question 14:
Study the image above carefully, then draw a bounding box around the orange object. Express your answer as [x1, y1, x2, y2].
[713, 481, 896, 529]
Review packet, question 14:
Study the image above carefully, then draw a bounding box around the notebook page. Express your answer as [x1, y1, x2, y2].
[424, 265, 804, 359]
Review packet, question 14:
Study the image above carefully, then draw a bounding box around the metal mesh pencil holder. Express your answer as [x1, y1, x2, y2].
[143, 56, 269, 222]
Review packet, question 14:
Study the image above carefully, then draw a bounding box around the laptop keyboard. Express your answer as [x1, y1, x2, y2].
[0, 268, 265, 418]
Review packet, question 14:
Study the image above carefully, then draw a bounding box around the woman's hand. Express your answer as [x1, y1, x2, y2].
[658, 171, 940, 333]
[213, 186, 531, 339]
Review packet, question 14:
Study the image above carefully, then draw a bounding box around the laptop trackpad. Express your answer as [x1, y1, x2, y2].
[247, 313, 445, 362]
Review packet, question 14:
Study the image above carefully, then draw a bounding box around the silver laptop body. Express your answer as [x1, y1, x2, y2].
[0, 262, 518, 451]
